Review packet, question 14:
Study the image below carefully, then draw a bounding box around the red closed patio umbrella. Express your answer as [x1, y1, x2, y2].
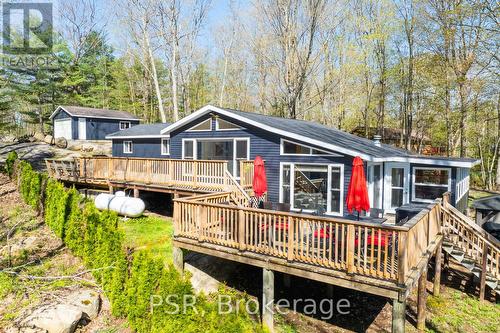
[253, 155, 267, 198]
[346, 156, 370, 219]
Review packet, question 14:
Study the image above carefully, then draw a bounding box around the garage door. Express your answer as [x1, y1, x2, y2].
[53, 119, 72, 140]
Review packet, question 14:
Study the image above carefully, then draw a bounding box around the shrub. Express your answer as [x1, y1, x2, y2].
[18, 161, 44, 211]
[44, 179, 69, 238]
[4, 151, 17, 178]
[64, 187, 85, 256]
[14, 161, 261, 333]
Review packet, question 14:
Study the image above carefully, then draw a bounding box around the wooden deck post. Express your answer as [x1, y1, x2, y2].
[238, 209, 246, 251]
[347, 224, 355, 274]
[433, 242, 442, 296]
[262, 268, 274, 332]
[108, 184, 113, 194]
[417, 267, 428, 331]
[133, 188, 140, 198]
[173, 246, 184, 274]
[479, 242, 488, 302]
[392, 298, 406, 333]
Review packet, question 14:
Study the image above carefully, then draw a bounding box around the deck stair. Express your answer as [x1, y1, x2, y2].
[441, 201, 500, 295]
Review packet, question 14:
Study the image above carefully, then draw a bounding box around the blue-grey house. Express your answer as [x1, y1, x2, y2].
[50, 106, 140, 141]
[107, 105, 479, 216]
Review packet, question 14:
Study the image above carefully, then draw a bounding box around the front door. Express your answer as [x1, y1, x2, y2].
[384, 163, 409, 212]
[78, 118, 86, 140]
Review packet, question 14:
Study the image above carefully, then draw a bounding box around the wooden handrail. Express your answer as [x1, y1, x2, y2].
[442, 201, 499, 279]
[173, 197, 444, 283]
[224, 169, 251, 207]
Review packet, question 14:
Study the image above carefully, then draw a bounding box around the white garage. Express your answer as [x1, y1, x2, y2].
[53, 119, 72, 140]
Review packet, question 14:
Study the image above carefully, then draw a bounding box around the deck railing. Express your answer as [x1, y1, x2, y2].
[47, 157, 232, 191]
[46, 157, 254, 206]
[240, 160, 254, 188]
[173, 194, 443, 284]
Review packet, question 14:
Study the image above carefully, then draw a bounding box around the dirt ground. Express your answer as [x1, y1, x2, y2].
[0, 174, 127, 332]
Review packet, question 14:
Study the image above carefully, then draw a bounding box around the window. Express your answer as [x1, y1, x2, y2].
[119, 121, 131, 130]
[183, 139, 195, 159]
[161, 138, 170, 155]
[412, 167, 450, 202]
[182, 138, 249, 177]
[235, 139, 249, 177]
[330, 166, 342, 213]
[280, 163, 343, 215]
[187, 119, 212, 131]
[123, 141, 133, 154]
[216, 118, 241, 130]
[280, 139, 337, 156]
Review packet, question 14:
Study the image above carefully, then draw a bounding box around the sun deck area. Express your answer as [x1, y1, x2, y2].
[173, 192, 442, 299]
[46, 156, 489, 333]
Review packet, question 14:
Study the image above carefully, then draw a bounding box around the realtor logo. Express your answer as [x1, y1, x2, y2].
[2, 2, 53, 54]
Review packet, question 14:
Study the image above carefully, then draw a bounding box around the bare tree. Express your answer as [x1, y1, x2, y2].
[117, 0, 167, 122]
[259, 0, 326, 119]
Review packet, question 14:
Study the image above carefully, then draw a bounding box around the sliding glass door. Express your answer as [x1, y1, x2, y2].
[281, 163, 344, 216]
[182, 138, 249, 178]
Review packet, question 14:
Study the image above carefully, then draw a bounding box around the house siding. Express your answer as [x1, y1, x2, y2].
[86, 118, 139, 140]
[112, 138, 167, 158]
[169, 114, 354, 215]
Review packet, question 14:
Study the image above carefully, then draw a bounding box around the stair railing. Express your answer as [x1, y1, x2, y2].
[223, 169, 251, 207]
[441, 201, 500, 280]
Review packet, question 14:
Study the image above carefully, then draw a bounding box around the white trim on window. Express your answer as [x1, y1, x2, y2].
[161, 138, 170, 155]
[181, 139, 196, 159]
[181, 137, 250, 177]
[215, 118, 243, 131]
[186, 118, 212, 132]
[280, 138, 341, 157]
[367, 162, 383, 209]
[123, 141, 133, 154]
[279, 162, 344, 216]
[411, 166, 451, 203]
[119, 121, 131, 130]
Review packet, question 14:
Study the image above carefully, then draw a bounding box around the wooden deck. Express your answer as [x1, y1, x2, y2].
[173, 192, 443, 300]
[45, 157, 252, 204]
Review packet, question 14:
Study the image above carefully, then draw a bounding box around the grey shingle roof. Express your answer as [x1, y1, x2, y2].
[58, 106, 139, 120]
[221, 107, 412, 158]
[107, 123, 171, 138]
[472, 195, 500, 211]
[220, 107, 479, 164]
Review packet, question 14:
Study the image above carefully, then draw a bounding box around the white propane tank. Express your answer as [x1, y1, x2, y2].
[115, 191, 126, 197]
[94, 193, 145, 217]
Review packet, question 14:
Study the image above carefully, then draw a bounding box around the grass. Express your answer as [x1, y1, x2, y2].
[426, 290, 500, 333]
[119, 215, 173, 262]
[468, 189, 495, 208]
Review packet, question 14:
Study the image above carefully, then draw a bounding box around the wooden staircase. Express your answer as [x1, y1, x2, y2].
[441, 201, 500, 297]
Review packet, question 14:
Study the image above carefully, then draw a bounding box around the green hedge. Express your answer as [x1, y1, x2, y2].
[4, 151, 17, 178]
[18, 161, 45, 211]
[12, 159, 261, 333]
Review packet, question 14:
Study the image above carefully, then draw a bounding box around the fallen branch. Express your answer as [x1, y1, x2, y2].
[2, 265, 114, 287]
